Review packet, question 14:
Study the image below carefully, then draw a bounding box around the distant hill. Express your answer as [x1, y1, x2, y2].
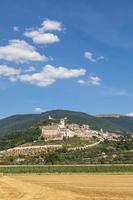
[98, 115, 133, 133]
[0, 110, 133, 136]
[96, 114, 121, 118]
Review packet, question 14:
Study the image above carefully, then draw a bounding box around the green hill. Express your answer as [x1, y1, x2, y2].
[0, 110, 133, 136]
[98, 115, 133, 132]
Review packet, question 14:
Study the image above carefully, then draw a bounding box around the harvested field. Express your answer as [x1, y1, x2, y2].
[0, 174, 133, 200]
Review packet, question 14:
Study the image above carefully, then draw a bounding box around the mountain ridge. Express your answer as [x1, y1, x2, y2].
[0, 109, 133, 136]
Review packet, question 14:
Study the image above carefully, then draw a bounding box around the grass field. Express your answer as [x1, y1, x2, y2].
[0, 174, 133, 200]
[0, 164, 133, 174]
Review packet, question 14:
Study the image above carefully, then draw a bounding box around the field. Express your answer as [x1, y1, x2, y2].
[0, 164, 133, 174]
[0, 174, 133, 200]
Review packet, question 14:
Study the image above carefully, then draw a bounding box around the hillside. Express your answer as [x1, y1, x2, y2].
[0, 110, 133, 136]
[98, 115, 133, 133]
[0, 114, 43, 135]
[0, 110, 133, 164]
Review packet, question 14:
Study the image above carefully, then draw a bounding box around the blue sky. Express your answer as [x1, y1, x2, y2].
[0, 0, 133, 118]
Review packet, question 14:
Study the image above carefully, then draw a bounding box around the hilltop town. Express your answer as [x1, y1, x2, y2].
[0, 116, 123, 158]
[41, 116, 122, 141]
[0, 114, 133, 165]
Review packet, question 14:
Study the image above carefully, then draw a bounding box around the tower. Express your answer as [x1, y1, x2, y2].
[59, 117, 67, 128]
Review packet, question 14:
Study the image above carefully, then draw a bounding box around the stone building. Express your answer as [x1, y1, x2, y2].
[41, 118, 94, 141]
[41, 125, 64, 141]
[41, 118, 68, 140]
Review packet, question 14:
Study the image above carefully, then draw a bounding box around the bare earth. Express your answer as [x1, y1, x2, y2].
[0, 174, 133, 200]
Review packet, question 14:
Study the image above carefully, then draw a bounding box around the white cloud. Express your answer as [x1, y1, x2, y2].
[34, 107, 45, 113]
[25, 32, 60, 45]
[126, 113, 133, 117]
[24, 66, 36, 73]
[41, 19, 63, 32]
[84, 51, 104, 63]
[0, 65, 20, 76]
[77, 79, 86, 85]
[0, 40, 47, 63]
[24, 19, 63, 45]
[0, 65, 20, 82]
[89, 75, 101, 86]
[19, 64, 86, 87]
[84, 52, 96, 62]
[13, 26, 19, 32]
[97, 56, 105, 60]
[78, 75, 101, 86]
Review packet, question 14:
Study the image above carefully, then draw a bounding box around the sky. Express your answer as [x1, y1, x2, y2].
[0, 0, 133, 118]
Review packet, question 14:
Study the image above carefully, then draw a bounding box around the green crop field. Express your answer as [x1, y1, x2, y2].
[0, 164, 133, 174]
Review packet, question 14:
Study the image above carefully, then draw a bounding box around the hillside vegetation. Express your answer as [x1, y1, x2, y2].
[0, 110, 133, 136]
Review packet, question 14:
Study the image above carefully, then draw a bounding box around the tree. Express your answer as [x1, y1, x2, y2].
[44, 150, 60, 165]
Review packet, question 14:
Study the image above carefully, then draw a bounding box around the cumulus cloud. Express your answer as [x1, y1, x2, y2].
[19, 64, 86, 87]
[0, 40, 47, 63]
[0, 64, 85, 87]
[0, 65, 20, 76]
[84, 51, 104, 63]
[89, 75, 101, 86]
[84, 52, 96, 62]
[0, 65, 21, 82]
[25, 32, 60, 44]
[24, 19, 63, 45]
[34, 107, 45, 113]
[78, 75, 101, 86]
[41, 19, 63, 32]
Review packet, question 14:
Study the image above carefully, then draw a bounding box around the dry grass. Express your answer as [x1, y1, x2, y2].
[0, 174, 133, 200]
